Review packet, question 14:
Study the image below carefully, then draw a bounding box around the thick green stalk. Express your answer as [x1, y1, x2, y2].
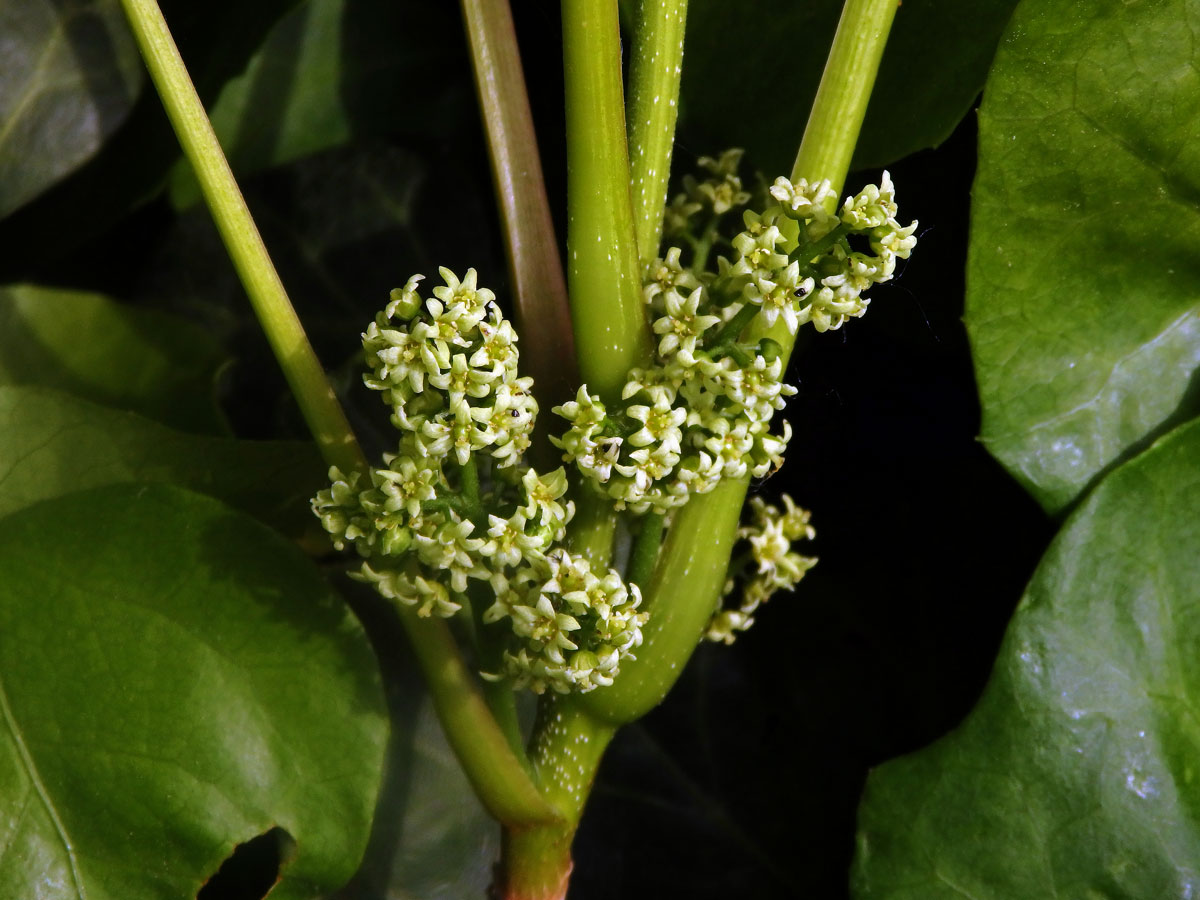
[460, 0, 578, 414]
[626, 0, 689, 268]
[562, 0, 652, 401]
[499, 699, 616, 900]
[567, 491, 619, 568]
[118, 0, 364, 476]
[400, 612, 560, 826]
[584, 0, 902, 725]
[123, 0, 555, 830]
[580, 477, 744, 723]
[625, 511, 665, 588]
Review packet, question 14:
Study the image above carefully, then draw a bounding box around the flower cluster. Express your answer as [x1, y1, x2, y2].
[554, 154, 915, 516]
[707, 494, 817, 644]
[481, 543, 647, 694]
[312, 269, 646, 694]
[362, 268, 536, 468]
[766, 170, 917, 332]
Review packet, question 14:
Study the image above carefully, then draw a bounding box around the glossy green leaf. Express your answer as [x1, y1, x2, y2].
[0, 483, 387, 898]
[966, 0, 1200, 515]
[0, 0, 142, 218]
[852, 416, 1200, 898]
[0, 385, 324, 537]
[0, 284, 228, 433]
[678, 0, 1016, 175]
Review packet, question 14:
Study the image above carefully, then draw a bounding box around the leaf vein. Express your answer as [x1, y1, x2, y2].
[0, 671, 88, 898]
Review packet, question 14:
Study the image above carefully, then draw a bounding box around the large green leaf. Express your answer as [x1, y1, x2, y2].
[678, 0, 1017, 175]
[0, 385, 324, 537]
[852, 416, 1200, 898]
[0, 284, 228, 433]
[167, 0, 474, 209]
[0, 483, 387, 898]
[0, 0, 142, 218]
[966, 0, 1200, 515]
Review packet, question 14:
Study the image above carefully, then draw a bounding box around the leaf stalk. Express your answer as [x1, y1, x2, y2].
[117, 0, 366, 476]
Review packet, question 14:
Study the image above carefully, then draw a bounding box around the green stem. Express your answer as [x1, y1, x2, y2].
[759, 0, 899, 364]
[118, 0, 365, 476]
[626, 0, 689, 268]
[579, 476, 745, 723]
[689, 214, 721, 274]
[791, 0, 899, 196]
[626, 512, 665, 587]
[567, 490, 618, 569]
[562, 0, 652, 402]
[792, 222, 851, 266]
[459, 456, 482, 518]
[583, 0, 902, 725]
[460, 0, 577, 416]
[399, 611, 560, 826]
[500, 698, 616, 900]
[121, 0, 555, 832]
[709, 302, 760, 347]
[482, 678, 530, 772]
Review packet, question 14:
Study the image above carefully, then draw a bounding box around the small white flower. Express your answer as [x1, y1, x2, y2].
[652, 286, 721, 357]
[626, 392, 687, 455]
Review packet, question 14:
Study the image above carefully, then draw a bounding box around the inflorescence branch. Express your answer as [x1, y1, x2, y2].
[312, 154, 915, 690]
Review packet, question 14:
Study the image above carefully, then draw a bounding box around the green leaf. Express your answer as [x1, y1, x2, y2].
[966, 0, 1200, 515]
[0, 0, 298, 273]
[0, 0, 142, 218]
[852, 417, 1200, 898]
[167, 0, 351, 209]
[343, 672, 498, 899]
[0, 483, 387, 898]
[167, 0, 475, 209]
[0, 284, 228, 433]
[380, 699, 497, 898]
[677, 0, 1016, 176]
[0, 385, 324, 537]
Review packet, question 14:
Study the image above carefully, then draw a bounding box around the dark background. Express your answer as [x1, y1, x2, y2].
[6, 2, 1051, 897]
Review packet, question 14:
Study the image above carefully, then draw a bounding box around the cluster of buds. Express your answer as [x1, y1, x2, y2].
[554, 153, 915, 517]
[312, 269, 646, 694]
[707, 494, 817, 644]
[663, 148, 753, 236]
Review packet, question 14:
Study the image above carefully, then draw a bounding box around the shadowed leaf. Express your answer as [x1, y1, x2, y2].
[0, 0, 142, 217]
[0, 385, 324, 537]
[0, 483, 387, 898]
[0, 284, 228, 433]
